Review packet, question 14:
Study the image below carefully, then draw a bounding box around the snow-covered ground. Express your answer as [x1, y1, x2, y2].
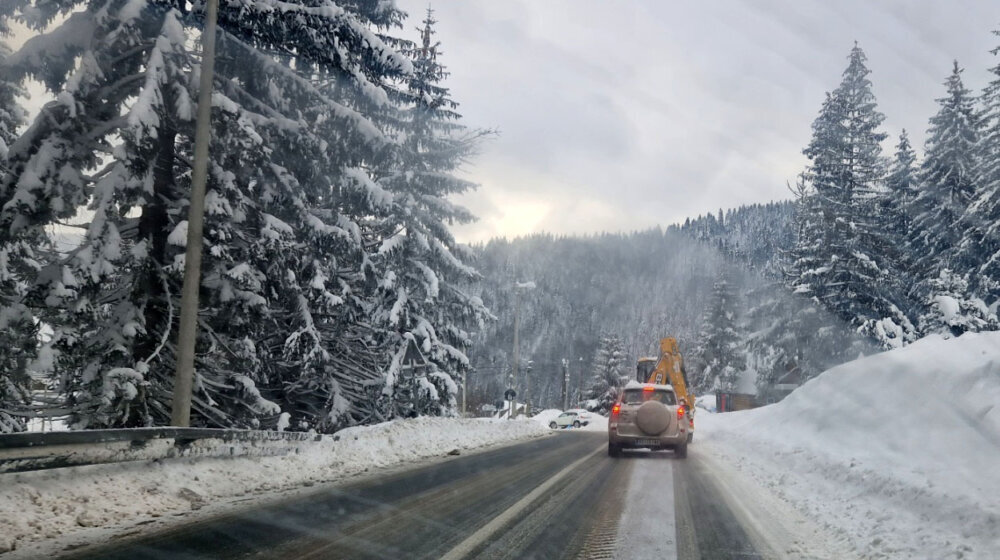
[532, 408, 563, 427]
[698, 332, 1000, 559]
[0, 417, 549, 556]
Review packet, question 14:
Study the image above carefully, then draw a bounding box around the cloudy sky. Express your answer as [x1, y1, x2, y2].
[8, 1, 1000, 243]
[394, 0, 1000, 242]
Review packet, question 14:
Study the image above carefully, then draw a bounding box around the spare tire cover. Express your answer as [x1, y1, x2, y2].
[636, 401, 671, 435]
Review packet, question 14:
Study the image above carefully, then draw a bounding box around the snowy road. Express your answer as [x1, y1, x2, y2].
[55, 431, 814, 560]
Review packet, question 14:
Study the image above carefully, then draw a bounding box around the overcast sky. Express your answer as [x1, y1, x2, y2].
[9, 2, 1000, 243]
[394, 0, 1000, 243]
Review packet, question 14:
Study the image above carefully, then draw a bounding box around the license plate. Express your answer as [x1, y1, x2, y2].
[635, 439, 659, 446]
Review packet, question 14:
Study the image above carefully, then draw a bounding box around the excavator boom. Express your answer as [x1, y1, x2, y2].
[636, 337, 695, 443]
[637, 337, 693, 406]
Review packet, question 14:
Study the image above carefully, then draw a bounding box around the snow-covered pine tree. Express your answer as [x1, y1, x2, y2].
[366, 8, 491, 421]
[692, 276, 745, 392]
[909, 62, 984, 335]
[586, 333, 627, 414]
[0, 7, 25, 163]
[744, 281, 808, 400]
[960, 30, 1000, 307]
[918, 269, 998, 337]
[745, 279, 869, 401]
[1, 1, 280, 428]
[769, 177, 874, 394]
[870, 129, 921, 322]
[911, 62, 980, 277]
[790, 44, 916, 349]
[1, 0, 413, 430]
[883, 130, 919, 239]
[211, 2, 416, 431]
[0, 7, 33, 432]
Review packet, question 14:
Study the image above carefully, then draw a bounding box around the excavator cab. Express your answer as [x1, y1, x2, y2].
[636, 357, 657, 383]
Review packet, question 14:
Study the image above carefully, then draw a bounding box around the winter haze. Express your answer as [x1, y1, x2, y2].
[394, 0, 1000, 242]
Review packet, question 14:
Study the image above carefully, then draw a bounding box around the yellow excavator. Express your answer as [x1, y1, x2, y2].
[636, 337, 695, 443]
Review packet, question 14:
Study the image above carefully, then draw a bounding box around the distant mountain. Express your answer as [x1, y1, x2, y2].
[671, 201, 796, 276]
[464, 200, 857, 412]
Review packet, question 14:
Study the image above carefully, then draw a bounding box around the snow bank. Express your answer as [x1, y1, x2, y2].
[579, 415, 608, 432]
[695, 393, 717, 412]
[0, 417, 548, 555]
[699, 333, 1000, 559]
[532, 408, 563, 428]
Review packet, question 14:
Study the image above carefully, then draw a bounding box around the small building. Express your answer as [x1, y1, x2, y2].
[715, 391, 758, 412]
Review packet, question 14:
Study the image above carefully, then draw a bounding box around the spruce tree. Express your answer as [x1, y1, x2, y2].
[789, 44, 916, 349]
[960, 30, 1000, 305]
[909, 62, 983, 334]
[367, 8, 491, 420]
[586, 333, 627, 414]
[693, 277, 745, 392]
[0, 10, 32, 432]
[0, 0, 414, 429]
[745, 280, 868, 401]
[918, 269, 998, 337]
[911, 62, 980, 272]
[884, 130, 919, 238]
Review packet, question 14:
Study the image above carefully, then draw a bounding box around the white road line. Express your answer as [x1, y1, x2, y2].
[439, 443, 606, 560]
[615, 453, 678, 559]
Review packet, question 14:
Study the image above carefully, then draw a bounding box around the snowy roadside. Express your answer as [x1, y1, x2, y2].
[0, 417, 550, 557]
[697, 333, 1000, 559]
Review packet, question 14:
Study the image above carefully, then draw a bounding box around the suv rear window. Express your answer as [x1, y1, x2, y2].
[622, 389, 676, 405]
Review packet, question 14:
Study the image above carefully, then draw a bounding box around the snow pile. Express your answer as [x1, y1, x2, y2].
[532, 409, 563, 428]
[695, 393, 717, 412]
[578, 414, 608, 432]
[699, 333, 1000, 559]
[0, 417, 548, 555]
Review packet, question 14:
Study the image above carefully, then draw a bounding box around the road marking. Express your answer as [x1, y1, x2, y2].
[439, 443, 606, 560]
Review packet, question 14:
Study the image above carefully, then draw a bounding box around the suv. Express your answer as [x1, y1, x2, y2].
[564, 408, 593, 425]
[549, 410, 587, 429]
[608, 383, 688, 458]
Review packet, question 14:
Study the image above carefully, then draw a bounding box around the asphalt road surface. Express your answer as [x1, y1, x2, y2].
[59, 432, 773, 560]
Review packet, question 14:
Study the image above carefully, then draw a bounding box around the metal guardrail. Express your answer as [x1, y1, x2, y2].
[0, 428, 323, 475]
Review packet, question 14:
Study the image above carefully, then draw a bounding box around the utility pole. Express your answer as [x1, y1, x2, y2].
[561, 358, 569, 410]
[171, 0, 220, 427]
[524, 360, 533, 416]
[461, 369, 467, 417]
[510, 280, 534, 418]
[512, 287, 520, 416]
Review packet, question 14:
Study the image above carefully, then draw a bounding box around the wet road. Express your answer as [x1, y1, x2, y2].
[59, 432, 770, 559]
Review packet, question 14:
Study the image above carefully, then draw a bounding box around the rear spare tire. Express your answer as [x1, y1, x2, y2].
[636, 401, 670, 435]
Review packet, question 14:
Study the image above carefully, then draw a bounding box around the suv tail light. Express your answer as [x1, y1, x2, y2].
[611, 404, 621, 418]
[677, 405, 685, 419]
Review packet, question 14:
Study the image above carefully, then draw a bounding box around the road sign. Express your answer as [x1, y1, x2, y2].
[504, 388, 516, 401]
